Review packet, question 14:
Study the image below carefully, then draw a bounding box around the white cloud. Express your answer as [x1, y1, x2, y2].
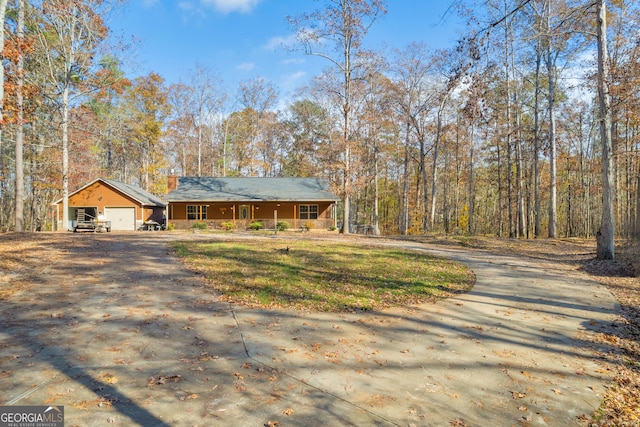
[263, 33, 298, 51]
[284, 71, 306, 82]
[200, 0, 261, 14]
[236, 62, 255, 72]
[178, 1, 194, 11]
[283, 58, 305, 66]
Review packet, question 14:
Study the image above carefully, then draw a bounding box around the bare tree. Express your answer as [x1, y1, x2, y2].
[596, 0, 614, 259]
[236, 77, 278, 176]
[388, 42, 437, 234]
[0, 0, 8, 230]
[288, 0, 387, 234]
[14, 0, 25, 231]
[182, 64, 224, 177]
[35, 0, 120, 230]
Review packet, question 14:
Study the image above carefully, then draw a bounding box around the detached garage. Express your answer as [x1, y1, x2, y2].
[53, 178, 166, 231]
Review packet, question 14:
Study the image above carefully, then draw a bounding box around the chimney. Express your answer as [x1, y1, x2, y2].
[167, 175, 178, 193]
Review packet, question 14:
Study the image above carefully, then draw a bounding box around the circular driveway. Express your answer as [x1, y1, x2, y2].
[0, 233, 617, 426]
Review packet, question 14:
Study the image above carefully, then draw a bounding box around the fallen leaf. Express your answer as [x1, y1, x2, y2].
[147, 375, 182, 387]
[99, 372, 118, 384]
[521, 370, 534, 380]
[282, 408, 294, 416]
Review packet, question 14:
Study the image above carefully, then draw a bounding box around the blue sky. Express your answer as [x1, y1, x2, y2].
[111, 0, 466, 100]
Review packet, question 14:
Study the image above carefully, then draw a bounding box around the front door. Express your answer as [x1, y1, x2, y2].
[239, 205, 250, 220]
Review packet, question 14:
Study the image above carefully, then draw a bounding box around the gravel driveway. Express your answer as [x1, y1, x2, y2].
[0, 232, 618, 426]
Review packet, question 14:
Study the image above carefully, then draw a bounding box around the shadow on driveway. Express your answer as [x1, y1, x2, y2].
[0, 233, 619, 426]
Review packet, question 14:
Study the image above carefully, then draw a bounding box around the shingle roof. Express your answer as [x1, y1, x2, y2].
[166, 177, 341, 203]
[103, 179, 166, 207]
[53, 178, 166, 207]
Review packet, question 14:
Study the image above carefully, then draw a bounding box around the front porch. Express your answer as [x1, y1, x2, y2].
[169, 217, 337, 231]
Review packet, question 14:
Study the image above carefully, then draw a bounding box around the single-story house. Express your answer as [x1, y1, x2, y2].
[165, 176, 341, 230]
[53, 178, 166, 231]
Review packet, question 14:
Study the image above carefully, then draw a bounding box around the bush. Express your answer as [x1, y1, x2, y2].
[192, 222, 207, 230]
[220, 221, 235, 231]
[167, 223, 175, 231]
[277, 221, 289, 231]
[249, 221, 263, 230]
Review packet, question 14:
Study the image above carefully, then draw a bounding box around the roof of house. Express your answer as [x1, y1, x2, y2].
[53, 178, 166, 207]
[166, 177, 341, 203]
[102, 179, 166, 207]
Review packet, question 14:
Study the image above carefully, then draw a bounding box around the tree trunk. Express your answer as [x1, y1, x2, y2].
[14, 0, 25, 232]
[0, 0, 8, 231]
[505, 47, 514, 238]
[468, 125, 475, 234]
[514, 93, 526, 238]
[546, 0, 558, 239]
[342, 144, 351, 234]
[596, 0, 615, 259]
[533, 44, 542, 238]
[430, 96, 448, 231]
[420, 135, 428, 233]
[400, 123, 410, 235]
[342, 24, 351, 235]
[372, 139, 380, 235]
[495, 121, 503, 236]
[62, 86, 70, 231]
[198, 106, 203, 176]
[633, 173, 640, 240]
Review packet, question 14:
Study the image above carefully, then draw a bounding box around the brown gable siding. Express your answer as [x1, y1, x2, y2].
[60, 181, 142, 219]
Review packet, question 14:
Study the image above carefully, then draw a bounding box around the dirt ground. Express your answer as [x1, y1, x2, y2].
[0, 232, 638, 425]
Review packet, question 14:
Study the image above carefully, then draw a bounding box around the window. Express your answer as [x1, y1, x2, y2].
[299, 204, 318, 220]
[187, 205, 207, 220]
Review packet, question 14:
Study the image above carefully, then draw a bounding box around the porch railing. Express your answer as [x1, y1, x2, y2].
[169, 218, 337, 231]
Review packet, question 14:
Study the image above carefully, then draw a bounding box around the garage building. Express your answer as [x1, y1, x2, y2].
[53, 178, 166, 231]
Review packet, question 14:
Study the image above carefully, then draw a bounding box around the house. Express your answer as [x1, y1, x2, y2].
[53, 178, 166, 231]
[165, 176, 341, 230]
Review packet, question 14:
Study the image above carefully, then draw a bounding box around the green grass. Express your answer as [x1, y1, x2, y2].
[172, 239, 475, 312]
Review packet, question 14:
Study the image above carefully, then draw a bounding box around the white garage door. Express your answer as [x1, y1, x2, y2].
[105, 207, 136, 230]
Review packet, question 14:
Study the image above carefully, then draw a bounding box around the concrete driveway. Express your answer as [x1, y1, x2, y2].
[0, 233, 618, 426]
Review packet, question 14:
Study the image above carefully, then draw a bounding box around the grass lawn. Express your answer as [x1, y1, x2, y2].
[171, 238, 475, 312]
